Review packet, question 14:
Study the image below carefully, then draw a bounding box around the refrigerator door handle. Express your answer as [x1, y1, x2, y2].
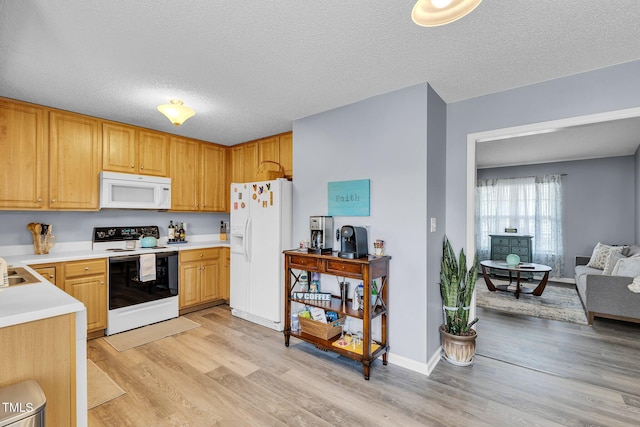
[244, 217, 251, 262]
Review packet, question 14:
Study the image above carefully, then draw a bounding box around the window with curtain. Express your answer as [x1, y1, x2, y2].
[476, 174, 564, 277]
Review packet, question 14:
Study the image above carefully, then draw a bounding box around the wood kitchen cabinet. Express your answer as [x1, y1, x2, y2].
[230, 131, 292, 183]
[258, 135, 279, 164]
[230, 141, 258, 183]
[170, 136, 200, 211]
[0, 99, 48, 209]
[279, 132, 293, 179]
[29, 262, 63, 290]
[221, 247, 230, 301]
[49, 110, 101, 210]
[62, 258, 107, 335]
[170, 137, 228, 212]
[102, 122, 169, 176]
[179, 248, 226, 313]
[201, 143, 228, 212]
[0, 313, 76, 426]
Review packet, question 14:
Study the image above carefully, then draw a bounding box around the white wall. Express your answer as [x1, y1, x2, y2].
[293, 83, 432, 370]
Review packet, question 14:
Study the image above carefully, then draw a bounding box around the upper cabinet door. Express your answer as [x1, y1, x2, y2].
[103, 124, 169, 177]
[201, 143, 228, 212]
[49, 111, 101, 210]
[137, 129, 169, 177]
[278, 132, 293, 179]
[230, 141, 258, 183]
[0, 100, 47, 209]
[102, 122, 137, 173]
[169, 137, 200, 211]
[258, 136, 279, 164]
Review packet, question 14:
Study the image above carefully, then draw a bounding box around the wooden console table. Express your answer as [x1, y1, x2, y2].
[283, 250, 390, 380]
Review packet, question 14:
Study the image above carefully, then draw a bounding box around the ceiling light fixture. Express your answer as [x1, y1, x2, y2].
[157, 99, 195, 126]
[412, 0, 482, 27]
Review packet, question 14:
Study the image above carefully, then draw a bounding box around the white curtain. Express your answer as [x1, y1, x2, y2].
[476, 174, 564, 277]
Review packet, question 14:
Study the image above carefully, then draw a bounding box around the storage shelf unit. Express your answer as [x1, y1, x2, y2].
[489, 234, 533, 279]
[283, 250, 390, 380]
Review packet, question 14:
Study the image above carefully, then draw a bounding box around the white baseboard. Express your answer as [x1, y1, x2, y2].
[387, 352, 431, 376]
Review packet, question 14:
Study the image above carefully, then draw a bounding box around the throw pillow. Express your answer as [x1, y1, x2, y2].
[627, 245, 640, 257]
[628, 275, 640, 293]
[603, 250, 627, 275]
[612, 256, 640, 277]
[587, 242, 625, 270]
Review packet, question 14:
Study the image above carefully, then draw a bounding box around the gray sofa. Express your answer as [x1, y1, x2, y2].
[575, 249, 640, 325]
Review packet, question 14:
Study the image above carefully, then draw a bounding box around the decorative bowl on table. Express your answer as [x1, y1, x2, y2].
[506, 253, 520, 267]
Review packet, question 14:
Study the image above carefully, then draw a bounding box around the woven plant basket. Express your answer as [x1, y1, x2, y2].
[256, 160, 285, 181]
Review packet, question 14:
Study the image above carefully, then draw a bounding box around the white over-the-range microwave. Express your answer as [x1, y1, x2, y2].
[100, 171, 171, 210]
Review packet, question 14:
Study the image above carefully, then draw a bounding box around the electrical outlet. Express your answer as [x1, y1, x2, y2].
[336, 229, 340, 241]
[430, 217, 437, 232]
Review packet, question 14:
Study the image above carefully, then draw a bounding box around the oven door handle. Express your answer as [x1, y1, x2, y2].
[109, 255, 141, 263]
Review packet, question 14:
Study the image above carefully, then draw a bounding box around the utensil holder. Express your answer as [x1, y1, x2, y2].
[32, 234, 56, 255]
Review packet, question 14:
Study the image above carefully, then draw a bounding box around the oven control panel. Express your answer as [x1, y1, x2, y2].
[93, 226, 160, 242]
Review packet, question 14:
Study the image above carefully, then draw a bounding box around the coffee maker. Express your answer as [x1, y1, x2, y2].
[338, 225, 368, 259]
[309, 216, 333, 254]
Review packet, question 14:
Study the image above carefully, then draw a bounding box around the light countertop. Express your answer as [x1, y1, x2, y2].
[0, 236, 230, 329]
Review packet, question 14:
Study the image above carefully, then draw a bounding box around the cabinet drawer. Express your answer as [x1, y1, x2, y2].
[64, 259, 106, 278]
[492, 246, 510, 255]
[288, 255, 320, 271]
[325, 260, 363, 278]
[180, 248, 219, 263]
[492, 237, 510, 246]
[512, 238, 530, 247]
[512, 247, 530, 256]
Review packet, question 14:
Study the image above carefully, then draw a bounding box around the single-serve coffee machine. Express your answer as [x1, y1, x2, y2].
[338, 225, 368, 259]
[309, 216, 333, 254]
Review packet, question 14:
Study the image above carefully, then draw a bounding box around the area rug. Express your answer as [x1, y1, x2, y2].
[475, 279, 588, 325]
[104, 317, 200, 352]
[87, 359, 125, 409]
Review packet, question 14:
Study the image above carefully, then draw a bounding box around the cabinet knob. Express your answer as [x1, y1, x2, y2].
[51, 198, 56, 203]
[200, 254, 203, 257]
[37, 198, 42, 202]
[130, 165, 135, 168]
[101, 281, 104, 285]
[84, 267, 89, 271]
[48, 274, 54, 279]
[140, 165, 144, 169]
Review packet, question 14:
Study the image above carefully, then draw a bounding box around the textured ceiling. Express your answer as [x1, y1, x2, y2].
[1, 1, 640, 147]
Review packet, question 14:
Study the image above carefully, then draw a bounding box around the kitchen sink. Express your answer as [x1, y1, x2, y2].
[5, 267, 40, 286]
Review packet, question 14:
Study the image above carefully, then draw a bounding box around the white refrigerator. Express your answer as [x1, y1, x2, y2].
[230, 179, 293, 331]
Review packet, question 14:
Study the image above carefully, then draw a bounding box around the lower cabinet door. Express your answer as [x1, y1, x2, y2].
[65, 275, 107, 332]
[179, 262, 201, 308]
[200, 259, 220, 302]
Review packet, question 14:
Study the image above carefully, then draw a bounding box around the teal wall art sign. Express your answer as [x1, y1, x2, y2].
[328, 179, 370, 216]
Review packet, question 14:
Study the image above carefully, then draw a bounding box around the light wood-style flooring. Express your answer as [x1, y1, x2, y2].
[88, 305, 640, 426]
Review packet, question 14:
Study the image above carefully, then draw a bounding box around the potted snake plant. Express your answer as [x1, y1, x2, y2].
[440, 236, 478, 366]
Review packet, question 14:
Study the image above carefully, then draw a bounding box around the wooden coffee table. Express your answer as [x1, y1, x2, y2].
[480, 260, 552, 299]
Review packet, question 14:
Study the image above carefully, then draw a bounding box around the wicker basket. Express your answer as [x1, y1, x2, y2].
[255, 160, 285, 181]
[299, 316, 344, 340]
